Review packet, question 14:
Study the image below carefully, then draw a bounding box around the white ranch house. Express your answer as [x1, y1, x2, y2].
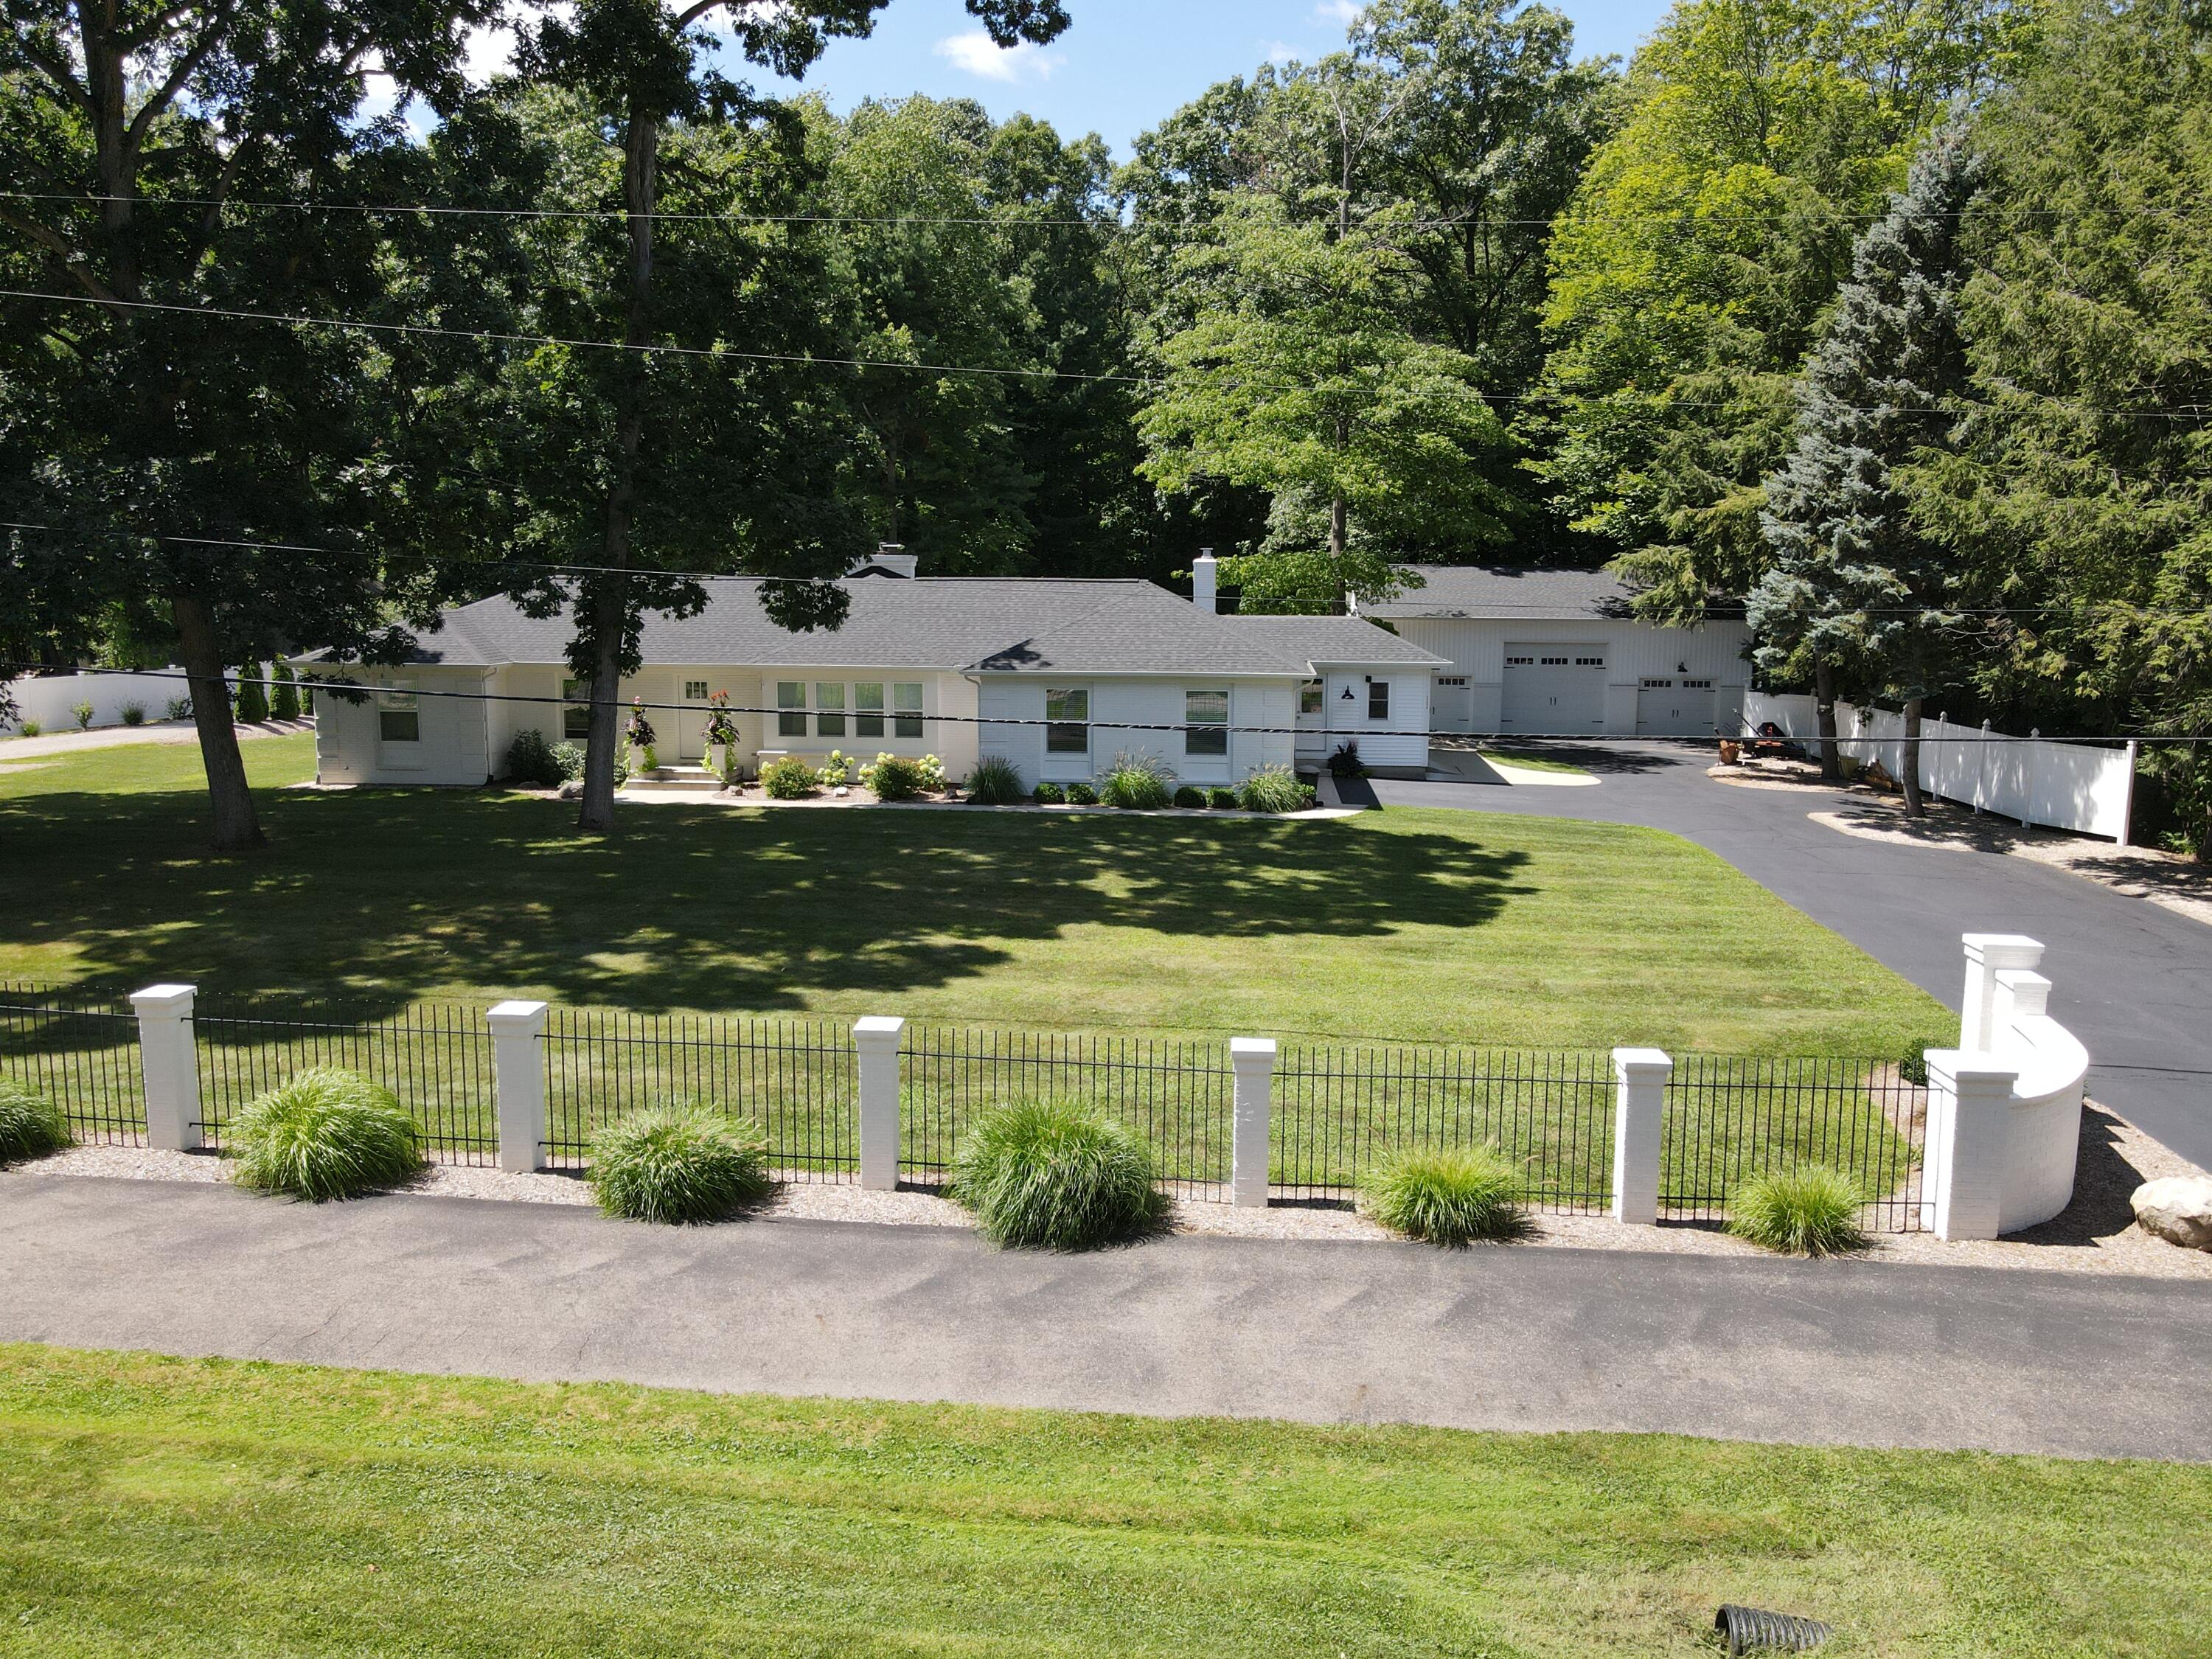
[301, 557, 1447, 789]
[1354, 566, 1750, 739]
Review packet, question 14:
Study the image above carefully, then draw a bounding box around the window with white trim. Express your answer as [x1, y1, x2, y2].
[561, 678, 591, 739]
[1368, 680, 1390, 721]
[776, 682, 807, 737]
[684, 680, 709, 703]
[1046, 688, 1088, 754]
[814, 682, 846, 738]
[855, 682, 886, 739]
[1183, 688, 1228, 757]
[1298, 678, 1324, 715]
[893, 682, 924, 738]
[378, 685, 420, 744]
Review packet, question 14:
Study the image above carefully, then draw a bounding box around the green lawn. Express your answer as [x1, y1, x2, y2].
[0, 732, 1943, 1056]
[0, 1345, 2202, 1658]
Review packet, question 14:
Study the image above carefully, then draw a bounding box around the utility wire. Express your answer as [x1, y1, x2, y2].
[7, 288, 2210, 420]
[12, 187, 2212, 232]
[6, 660, 2186, 745]
[7, 519, 2211, 621]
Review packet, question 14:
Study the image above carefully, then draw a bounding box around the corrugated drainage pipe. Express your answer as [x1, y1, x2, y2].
[1715, 1604, 1832, 1653]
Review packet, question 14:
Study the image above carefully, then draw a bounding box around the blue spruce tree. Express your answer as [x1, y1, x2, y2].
[1750, 125, 1985, 810]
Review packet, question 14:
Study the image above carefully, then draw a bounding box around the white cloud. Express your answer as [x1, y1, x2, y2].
[1315, 0, 1364, 23]
[932, 29, 1065, 83]
[1262, 39, 1301, 65]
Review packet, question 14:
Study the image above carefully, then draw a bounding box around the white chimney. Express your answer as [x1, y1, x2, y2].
[1192, 549, 1217, 613]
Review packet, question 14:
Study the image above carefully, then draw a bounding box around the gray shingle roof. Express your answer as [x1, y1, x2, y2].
[1355, 565, 1640, 620]
[312, 577, 1438, 678]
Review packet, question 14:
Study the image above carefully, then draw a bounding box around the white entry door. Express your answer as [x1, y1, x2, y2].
[1635, 678, 1717, 736]
[1500, 645, 1606, 733]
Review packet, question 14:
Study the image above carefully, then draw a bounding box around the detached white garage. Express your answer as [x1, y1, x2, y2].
[1352, 567, 1749, 741]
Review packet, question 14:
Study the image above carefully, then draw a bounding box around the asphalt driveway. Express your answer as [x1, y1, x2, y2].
[4, 1174, 2208, 1461]
[1377, 743, 2212, 1168]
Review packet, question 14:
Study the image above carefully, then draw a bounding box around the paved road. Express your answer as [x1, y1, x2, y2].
[4, 1175, 2208, 1461]
[1380, 744, 2212, 1169]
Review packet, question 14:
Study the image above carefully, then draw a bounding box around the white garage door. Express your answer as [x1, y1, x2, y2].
[1433, 675, 1473, 732]
[1635, 677, 1716, 736]
[1500, 645, 1606, 733]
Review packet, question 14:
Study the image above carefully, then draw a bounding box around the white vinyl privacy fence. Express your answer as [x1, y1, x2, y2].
[1742, 691, 2138, 842]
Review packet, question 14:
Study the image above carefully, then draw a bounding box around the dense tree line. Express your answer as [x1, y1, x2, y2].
[4, 0, 2208, 851]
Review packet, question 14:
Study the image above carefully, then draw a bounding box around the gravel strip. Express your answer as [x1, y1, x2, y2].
[11, 1110, 2204, 1277]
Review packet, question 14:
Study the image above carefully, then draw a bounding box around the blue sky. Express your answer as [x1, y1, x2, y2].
[757, 0, 1668, 159]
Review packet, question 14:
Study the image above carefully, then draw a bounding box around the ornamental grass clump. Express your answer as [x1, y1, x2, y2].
[1359, 1146, 1530, 1247]
[1727, 1167, 1871, 1256]
[1238, 765, 1315, 814]
[951, 1100, 1166, 1251]
[965, 754, 1026, 805]
[587, 1104, 773, 1224]
[0, 1080, 72, 1165]
[1098, 751, 1175, 810]
[230, 1068, 423, 1202]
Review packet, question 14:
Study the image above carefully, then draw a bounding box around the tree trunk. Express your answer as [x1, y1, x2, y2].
[1813, 660, 1843, 782]
[576, 91, 661, 835]
[172, 594, 265, 852]
[1901, 696, 1926, 818]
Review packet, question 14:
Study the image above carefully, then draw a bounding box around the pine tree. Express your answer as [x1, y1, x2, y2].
[1749, 124, 1985, 811]
[271, 658, 301, 723]
[233, 664, 270, 726]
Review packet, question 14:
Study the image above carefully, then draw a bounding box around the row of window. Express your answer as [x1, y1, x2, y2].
[1044, 689, 1231, 757]
[550, 681, 928, 742]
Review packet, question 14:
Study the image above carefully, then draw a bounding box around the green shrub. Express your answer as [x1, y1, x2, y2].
[1239, 765, 1316, 814]
[1358, 1147, 1529, 1246]
[1326, 740, 1366, 778]
[1065, 782, 1099, 806]
[71, 700, 94, 730]
[760, 755, 820, 799]
[1898, 1044, 1938, 1087]
[18, 720, 40, 738]
[863, 753, 928, 801]
[1207, 787, 1239, 810]
[119, 701, 146, 727]
[1172, 785, 1206, 808]
[234, 668, 269, 724]
[950, 1100, 1165, 1251]
[229, 1068, 424, 1202]
[1032, 782, 1065, 805]
[588, 1104, 773, 1224]
[0, 1080, 72, 1165]
[1098, 750, 1175, 810]
[506, 728, 568, 787]
[819, 749, 852, 788]
[1727, 1167, 1871, 1256]
[271, 659, 302, 721]
[550, 741, 586, 782]
[966, 754, 1026, 805]
[164, 696, 192, 722]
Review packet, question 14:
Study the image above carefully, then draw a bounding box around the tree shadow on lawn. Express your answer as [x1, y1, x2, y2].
[0, 786, 1536, 1019]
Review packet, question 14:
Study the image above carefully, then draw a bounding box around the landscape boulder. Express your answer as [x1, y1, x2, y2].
[2130, 1176, 2212, 1251]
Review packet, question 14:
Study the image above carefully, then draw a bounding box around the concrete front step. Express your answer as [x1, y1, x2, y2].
[627, 767, 724, 795]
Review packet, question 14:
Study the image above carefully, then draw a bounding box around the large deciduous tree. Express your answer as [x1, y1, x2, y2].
[1, 0, 496, 849]
[504, 0, 1070, 834]
[1750, 125, 1984, 807]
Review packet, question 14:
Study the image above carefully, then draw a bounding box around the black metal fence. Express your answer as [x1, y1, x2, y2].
[1662, 1054, 1927, 1231]
[900, 1025, 1234, 1197]
[1273, 1043, 1616, 1209]
[0, 981, 145, 1144]
[191, 999, 498, 1165]
[541, 1008, 855, 1180]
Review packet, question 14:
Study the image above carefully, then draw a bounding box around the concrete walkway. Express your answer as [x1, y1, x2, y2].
[4, 1175, 2206, 1462]
[1376, 742, 2212, 1171]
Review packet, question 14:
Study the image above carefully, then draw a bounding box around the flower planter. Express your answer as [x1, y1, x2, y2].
[709, 741, 729, 782]
[629, 745, 650, 777]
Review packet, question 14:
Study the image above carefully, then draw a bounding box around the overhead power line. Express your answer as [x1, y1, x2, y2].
[11, 187, 2212, 232]
[7, 521, 2212, 619]
[7, 288, 2211, 421]
[1, 660, 2195, 746]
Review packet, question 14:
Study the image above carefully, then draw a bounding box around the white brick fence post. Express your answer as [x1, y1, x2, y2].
[854, 1016, 905, 1192]
[487, 1000, 548, 1173]
[1921, 1051, 2017, 1240]
[1228, 1037, 1276, 1208]
[1610, 1046, 1672, 1225]
[1958, 933, 2042, 1051]
[131, 983, 200, 1151]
